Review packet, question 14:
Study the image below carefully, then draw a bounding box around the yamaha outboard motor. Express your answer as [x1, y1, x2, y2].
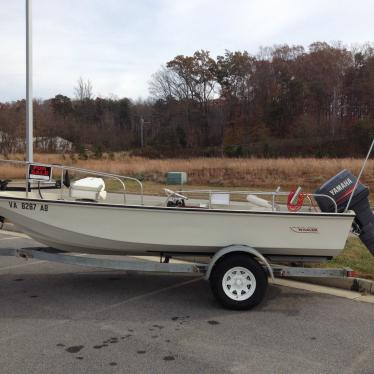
[315, 169, 374, 256]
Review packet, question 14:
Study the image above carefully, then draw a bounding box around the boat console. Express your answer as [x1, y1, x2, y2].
[69, 177, 107, 202]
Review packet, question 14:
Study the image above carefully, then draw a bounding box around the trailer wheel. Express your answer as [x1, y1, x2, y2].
[210, 254, 268, 310]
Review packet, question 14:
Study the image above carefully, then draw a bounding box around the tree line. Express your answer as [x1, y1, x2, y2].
[1, 42, 374, 157]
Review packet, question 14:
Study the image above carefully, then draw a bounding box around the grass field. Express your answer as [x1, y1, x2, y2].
[1, 153, 374, 279]
[2, 153, 374, 191]
[323, 237, 374, 280]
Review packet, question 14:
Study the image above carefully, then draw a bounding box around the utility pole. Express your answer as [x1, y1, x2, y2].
[139, 117, 151, 148]
[26, 0, 33, 162]
[140, 117, 144, 148]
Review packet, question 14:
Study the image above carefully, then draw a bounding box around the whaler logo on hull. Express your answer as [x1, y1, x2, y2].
[329, 178, 353, 196]
[290, 226, 319, 234]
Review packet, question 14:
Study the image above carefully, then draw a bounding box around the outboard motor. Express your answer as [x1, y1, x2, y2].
[315, 169, 374, 256]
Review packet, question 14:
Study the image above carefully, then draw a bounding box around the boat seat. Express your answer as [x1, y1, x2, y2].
[69, 177, 107, 201]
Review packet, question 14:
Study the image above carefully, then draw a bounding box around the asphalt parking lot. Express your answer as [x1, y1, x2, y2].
[0, 232, 373, 374]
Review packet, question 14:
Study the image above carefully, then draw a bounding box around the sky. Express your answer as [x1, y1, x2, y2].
[0, 0, 373, 102]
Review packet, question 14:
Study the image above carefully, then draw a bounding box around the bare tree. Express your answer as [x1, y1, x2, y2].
[149, 66, 188, 101]
[74, 77, 93, 101]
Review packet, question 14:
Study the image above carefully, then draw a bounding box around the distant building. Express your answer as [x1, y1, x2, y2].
[0, 131, 73, 153]
[34, 136, 73, 152]
[0, 131, 23, 153]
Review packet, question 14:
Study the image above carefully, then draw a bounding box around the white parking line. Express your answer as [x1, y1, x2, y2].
[0, 237, 25, 241]
[94, 277, 202, 314]
[0, 230, 45, 270]
[0, 230, 31, 239]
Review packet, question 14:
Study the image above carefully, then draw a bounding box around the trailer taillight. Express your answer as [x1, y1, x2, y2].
[347, 270, 357, 278]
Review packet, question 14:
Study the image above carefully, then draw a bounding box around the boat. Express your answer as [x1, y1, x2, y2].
[0, 1, 371, 310]
[2, 2, 370, 311]
[0, 159, 373, 262]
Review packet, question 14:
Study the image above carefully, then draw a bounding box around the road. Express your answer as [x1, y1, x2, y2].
[0, 232, 373, 374]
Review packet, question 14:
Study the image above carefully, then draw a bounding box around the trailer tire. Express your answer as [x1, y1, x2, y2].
[210, 254, 268, 310]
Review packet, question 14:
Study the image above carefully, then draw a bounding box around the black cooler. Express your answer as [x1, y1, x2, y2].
[315, 169, 374, 256]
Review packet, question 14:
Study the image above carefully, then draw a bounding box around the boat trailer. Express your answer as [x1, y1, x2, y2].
[0, 245, 355, 310]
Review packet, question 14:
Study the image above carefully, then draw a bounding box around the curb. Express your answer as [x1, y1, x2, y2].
[287, 276, 374, 295]
[272, 278, 374, 304]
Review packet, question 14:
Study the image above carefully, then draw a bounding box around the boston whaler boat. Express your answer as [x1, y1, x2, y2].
[0, 155, 373, 310]
[1, 1, 371, 310]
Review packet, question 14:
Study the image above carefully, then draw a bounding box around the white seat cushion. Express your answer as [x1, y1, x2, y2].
[70, 177, 107, 201]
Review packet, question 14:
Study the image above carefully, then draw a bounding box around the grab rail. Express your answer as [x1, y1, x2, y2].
[0, 159, 340, 212]
[176, 189, 338, 213]
[0, 159, 144, 205]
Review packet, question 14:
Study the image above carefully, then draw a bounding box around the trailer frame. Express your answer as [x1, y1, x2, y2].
[0, 245, 354, 279]
[0, 244, 355, 309]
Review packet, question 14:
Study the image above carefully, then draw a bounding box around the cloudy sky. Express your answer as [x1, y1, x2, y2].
[0, 0, 373, 102]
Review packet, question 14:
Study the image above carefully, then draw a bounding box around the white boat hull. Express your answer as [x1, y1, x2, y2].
[0, 194, 355, 258]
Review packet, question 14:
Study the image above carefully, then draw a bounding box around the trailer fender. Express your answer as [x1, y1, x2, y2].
[205, 245, 274, 281]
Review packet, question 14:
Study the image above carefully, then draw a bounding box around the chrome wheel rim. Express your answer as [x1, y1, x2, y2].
[222, 266, 256, 301]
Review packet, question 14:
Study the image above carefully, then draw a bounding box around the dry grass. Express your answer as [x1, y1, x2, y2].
[2, 153, 374, 190]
